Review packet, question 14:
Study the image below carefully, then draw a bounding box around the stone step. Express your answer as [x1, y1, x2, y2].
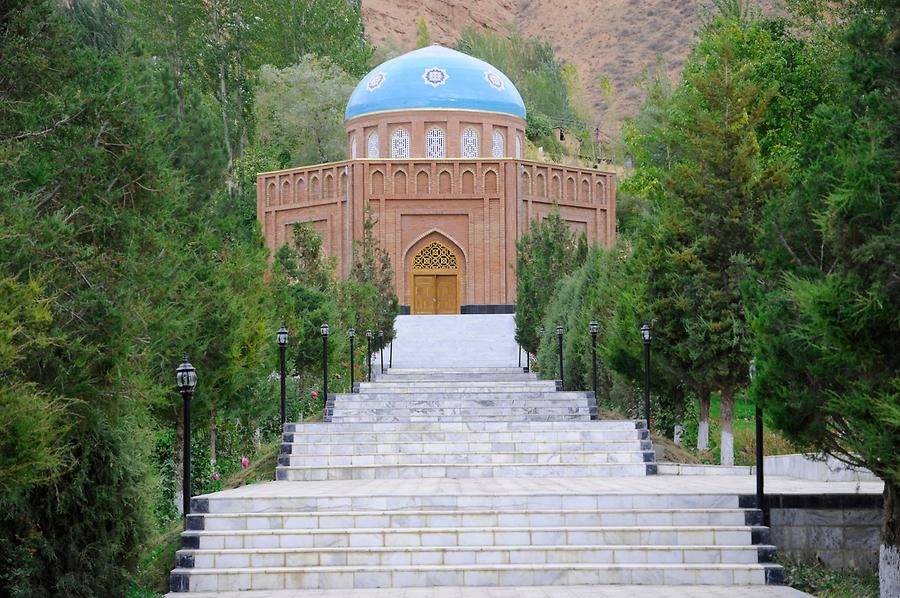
[283, 429, 648, 444]
[328, 406, 593, 416]
[283, 450, 654, 467]
[384, 368, 529, 374]
[373, 374, 538, 382]
[284, 420, 644, 432]
[172, 562, 783, 591]
[333, 397, 589, 406]
[181, 525, 761, 550]
[353, 386, 561, 394]
[190, 490, 747, 515]
[327, 416, 594, 423]
[276, 462, 655, 481]
[178, 543, 773, 568]
[187, 508, 761, 531]
[285, 440, 651, 455]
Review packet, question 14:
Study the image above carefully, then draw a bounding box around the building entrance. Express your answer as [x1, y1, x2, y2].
[410, 241, 460, 314]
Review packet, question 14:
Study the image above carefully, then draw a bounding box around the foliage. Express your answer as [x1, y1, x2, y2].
[456, 28, 589, 159]
[416, 17, 431, 49]
[782, 558, 879, 598]
[514, 206, 586, 354]
[255, 57, 356, 167]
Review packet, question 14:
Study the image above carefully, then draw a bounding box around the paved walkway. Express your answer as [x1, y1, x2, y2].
[387, 315, 520, 369]
[171, 584, 813, 597]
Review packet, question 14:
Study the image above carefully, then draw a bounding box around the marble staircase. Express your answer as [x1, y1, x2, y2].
[169, 366, 783, 592]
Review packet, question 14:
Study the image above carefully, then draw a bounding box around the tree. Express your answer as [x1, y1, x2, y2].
[514, 206, 586, 355]
[747, 1, 899, 594]
[255, 57, 356, 167]
[416, 16, 431, 48]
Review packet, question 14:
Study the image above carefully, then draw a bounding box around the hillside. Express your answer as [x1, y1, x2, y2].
[361, 0, 778, 133]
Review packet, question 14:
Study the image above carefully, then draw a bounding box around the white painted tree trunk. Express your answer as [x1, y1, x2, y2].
[698, 421, 709, 451]
[674, 424, 684, 446]
[881, 481, 899, 598]
[719, 388, 735, 467]
[697, 389, 710, 451]
[882, 544, 899, 598]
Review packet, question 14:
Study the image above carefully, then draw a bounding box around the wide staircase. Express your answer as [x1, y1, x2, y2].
[169, 365, 782, 592]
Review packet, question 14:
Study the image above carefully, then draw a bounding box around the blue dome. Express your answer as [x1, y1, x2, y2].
[345, 45, 526, 121]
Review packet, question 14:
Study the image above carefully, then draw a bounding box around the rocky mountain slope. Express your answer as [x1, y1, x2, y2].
[361, 0, 777, 133]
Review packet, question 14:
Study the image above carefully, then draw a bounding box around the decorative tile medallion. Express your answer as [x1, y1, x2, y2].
[422, 67, 449, 87]
[484, 71, 505, 91]
[366, 71, 386, 92]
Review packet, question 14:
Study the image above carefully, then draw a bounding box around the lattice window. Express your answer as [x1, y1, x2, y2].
[426, 127, 446, 158]
[366, 132, 379, 158]
[391, 128, 410, 158]
[461, 127, 479, 158]
[515, 135, 522, 158]
[413, 241, 458, 270]
[351, 137, 357, 159]
[492, 129, 505, 157]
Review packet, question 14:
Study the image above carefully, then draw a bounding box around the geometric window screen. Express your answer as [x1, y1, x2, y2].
[413, 241, 458, 270]
[461, 127, 479, 158]
[492, 129, 505, 158]
[367, 132, 379, 158]
[391, 128, 410, 158]
[426, 127, 446, 158]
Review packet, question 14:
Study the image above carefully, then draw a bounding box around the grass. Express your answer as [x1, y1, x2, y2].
[783, 559, 880, 598]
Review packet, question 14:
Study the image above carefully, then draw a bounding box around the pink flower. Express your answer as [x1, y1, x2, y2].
[241, 457, 249, 469]
[212, 472, 220, 481]
[310, 391, 318, 398]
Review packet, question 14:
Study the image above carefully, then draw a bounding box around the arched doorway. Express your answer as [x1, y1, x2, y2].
[410, 240, 460, 314]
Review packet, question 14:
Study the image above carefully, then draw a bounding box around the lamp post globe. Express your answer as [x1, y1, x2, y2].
[320, 322, 330, 338]
[641, 323, 651, 344]
[276, 325, 288, 425]
[589, 320, 599, 336]
[175, 354, 197, 517]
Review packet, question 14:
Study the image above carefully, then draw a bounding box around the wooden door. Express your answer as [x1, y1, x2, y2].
[413, 275, 436, 314]
[435, 275, 458, 314]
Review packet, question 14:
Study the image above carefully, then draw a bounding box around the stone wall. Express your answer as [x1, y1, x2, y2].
[763, 494, 882, 571]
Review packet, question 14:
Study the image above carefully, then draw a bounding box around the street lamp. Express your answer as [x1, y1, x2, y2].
[750, 358, 766, 525]
[641, 323, 651, 431]
[378, 330, 385, 374]
[175, 354, 197, 517]
[320, 323, 329, 405]
[556, 323, 564, 388]
[348, 327, 356, 392]
[589, 320, 599, 396]
[276, 325, 288, 425]
[365, 329, 373, 382]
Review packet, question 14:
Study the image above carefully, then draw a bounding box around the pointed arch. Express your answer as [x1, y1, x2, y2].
[393, 169, 407, 194]
[438, 169, 452, 194]
[483, 169, 498, 195]
[416, 169, 430, 194]
[461, 169, 475, 194]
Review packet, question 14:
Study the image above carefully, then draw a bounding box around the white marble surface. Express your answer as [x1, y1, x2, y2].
[197, 475, 884, 500]
[386, 315, 521, 368]
[167, 584, 813, 597]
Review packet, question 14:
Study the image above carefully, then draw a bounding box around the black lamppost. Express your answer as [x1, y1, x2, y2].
[556, 323, 564, 387]
[175, 355, 197, 517]
[348, 327, 356, 391]
[320, 323, 329, 405]
[750, 358, 767, 525]
[589, 320, 599, 395]
[365, 329, 373, 382]
[277, 325, 288, 425]
[378, 330, 385, 374]
[641, 323, 652, 431]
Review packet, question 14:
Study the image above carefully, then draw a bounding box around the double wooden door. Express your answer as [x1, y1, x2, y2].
[413, 274, 458, 314]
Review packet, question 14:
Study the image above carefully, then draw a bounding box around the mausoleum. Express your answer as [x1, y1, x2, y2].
[257, 45, 616, 314]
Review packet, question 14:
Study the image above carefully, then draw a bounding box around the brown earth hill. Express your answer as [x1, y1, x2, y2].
[361, 0, 778, 133]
